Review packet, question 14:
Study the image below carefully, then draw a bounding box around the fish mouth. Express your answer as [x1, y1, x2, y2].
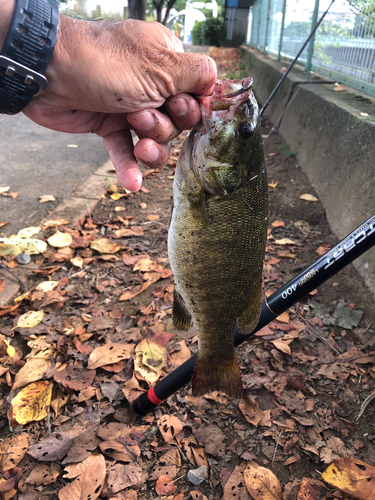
[199, 77, 254, 116]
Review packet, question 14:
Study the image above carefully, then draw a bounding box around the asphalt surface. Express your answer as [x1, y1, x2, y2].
[0, 112, 109, 236]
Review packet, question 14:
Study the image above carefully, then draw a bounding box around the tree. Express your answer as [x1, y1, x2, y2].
[129, 0, 147, 20]
[152, 0, 179, 24]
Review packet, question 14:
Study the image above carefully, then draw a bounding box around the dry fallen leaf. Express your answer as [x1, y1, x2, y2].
[244, 461, 282, 500]
[134, 338, 167, 385]
[155, 475, 176, 496]
[300, 193, 318, 202]
[297, 478, 317, 499]
[48, 229, 73, 248]
[58, 453, 106, 500]
[39, 195, 56, 203]
[90, 238, 120, 254]
[88, 342, 134, 370]
[157, 414, 184, 443]
[0, 434, 29, 472]
[28, 432, 73, 461]
[11, 380, 53, 425]
[12, 358, 51, 391]
[274, 238, 296, 245]
[16, 310, 44, 329]
[25, 463, 62, 486]
[322, 458, 375, 500]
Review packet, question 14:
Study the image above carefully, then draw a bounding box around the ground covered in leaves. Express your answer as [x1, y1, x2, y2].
[0, 47, 375, 500]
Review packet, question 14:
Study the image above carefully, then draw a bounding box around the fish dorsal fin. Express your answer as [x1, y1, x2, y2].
[172, 287, 192, 331]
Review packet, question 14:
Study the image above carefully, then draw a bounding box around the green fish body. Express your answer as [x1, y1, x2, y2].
[168, 78, 268, 396]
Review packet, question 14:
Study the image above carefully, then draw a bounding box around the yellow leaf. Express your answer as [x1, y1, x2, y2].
[48, 228, 73, 248]
[36, 281, 59, 292]
[17, 226, 40, 238]
[110, 192, 126, 200]
[0, 237, 47, 255]
[268, 181, 278, 189]
[90, 238, 120, 254]
[274, 238, 296, 245]
[39, 195, 56, 203]
[3, 339, 16, 358]
[67, 144, 78, 148]
[134, 339, 166, 385]
[114, 206, 126, 212]
[300, 194, 318, 202]
[16, 310, 44, 329]
[244, 461, 282, 500]
[0, 243, 20, 256]
[70, 256, 83, 268]
[0, 186, 10, 195]
[11, 381, 53, 425]
[322, 458, 375, 500]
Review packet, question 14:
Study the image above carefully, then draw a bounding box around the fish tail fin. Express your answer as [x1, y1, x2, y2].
[192, 355, 243, 397]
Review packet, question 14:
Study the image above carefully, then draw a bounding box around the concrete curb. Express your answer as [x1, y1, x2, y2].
[240, 46, 375, 297]
[0, 159, 116, 307]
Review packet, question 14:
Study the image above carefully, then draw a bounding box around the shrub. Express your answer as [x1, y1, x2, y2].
[192, 21, 205, 45]
[202, 17, 225, 46]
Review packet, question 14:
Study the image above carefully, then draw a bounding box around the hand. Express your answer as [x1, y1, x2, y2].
[22, 17, 217, 191]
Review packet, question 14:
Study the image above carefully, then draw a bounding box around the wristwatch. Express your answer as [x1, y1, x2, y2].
[0, 0, 59, 115]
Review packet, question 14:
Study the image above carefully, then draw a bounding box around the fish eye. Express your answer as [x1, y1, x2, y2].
[238, 122, 254, 139]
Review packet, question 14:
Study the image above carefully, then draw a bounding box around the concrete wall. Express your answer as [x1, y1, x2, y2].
[240, 46, 375, 296]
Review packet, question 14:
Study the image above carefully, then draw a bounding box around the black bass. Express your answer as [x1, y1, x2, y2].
[168, 78, 268, 396]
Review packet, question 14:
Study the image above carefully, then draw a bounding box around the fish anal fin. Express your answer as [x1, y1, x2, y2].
[238, 276, 263, 335]
[192, 355, 243, 397]
[172, 287, 192, 331]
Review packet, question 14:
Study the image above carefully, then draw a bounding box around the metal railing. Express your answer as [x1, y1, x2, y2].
[248, 0, 375, 98]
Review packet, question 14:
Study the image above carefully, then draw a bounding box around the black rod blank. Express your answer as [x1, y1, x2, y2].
[132, 214, 375, 415]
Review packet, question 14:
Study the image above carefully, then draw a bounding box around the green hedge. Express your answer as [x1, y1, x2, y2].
[192, 17, 225, 46]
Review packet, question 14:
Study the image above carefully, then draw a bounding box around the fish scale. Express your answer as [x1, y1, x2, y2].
[168, 78, 268, 396]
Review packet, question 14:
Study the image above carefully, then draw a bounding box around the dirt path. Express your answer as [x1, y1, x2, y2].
[0, 48, 374, 500]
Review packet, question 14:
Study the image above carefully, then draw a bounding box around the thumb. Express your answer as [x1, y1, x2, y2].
[172, 52, 217, 96]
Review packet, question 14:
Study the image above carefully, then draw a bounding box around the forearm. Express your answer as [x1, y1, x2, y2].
[0, 0, 16, 51]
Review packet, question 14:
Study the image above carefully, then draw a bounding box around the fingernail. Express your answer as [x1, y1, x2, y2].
[138, 144, 159, 163]
[130, 110, 155, 131]
[172, 96, 188, 117]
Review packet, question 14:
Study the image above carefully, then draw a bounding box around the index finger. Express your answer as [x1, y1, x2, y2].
[172, 52, 217, 97]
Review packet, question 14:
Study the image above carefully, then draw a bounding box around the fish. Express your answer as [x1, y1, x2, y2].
[168, 78, 268, 397]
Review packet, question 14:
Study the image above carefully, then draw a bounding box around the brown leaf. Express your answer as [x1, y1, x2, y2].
[88, 342, 134, 369]
[99, 440, 140, 462]
[223, 463, 252, 500]
[193, 424, 226, 457]
[53, 364, 96, 391]
[28, 432, 73, 461]
[158, 414, 184, 443]
[0, 434, 29, 472]
[107, 463, 143, 494]
[58, 454, 106, 500]
[12, 358, 51, 391]
[25, 463, 62, 485]
[190, 492, 208, 500]
[155, 475, 176, 496]
[297, 478, 317, 500]
[244, 461, 282, 500]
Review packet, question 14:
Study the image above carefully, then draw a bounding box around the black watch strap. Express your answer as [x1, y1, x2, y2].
[0, 0, 59, 115]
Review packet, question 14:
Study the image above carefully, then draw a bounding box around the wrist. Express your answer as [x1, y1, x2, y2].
[0, 0, 16, 50]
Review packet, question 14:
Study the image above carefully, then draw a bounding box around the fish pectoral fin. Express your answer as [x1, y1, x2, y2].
[238, 276, 263, 335]
[172, 288, 192, 331]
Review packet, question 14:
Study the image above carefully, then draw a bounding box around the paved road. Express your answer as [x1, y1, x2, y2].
[0, 113, 109, 236]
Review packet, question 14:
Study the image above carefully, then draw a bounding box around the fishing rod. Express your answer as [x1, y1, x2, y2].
[132, 214, 375, 415]
[260, 0, 336, 116]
